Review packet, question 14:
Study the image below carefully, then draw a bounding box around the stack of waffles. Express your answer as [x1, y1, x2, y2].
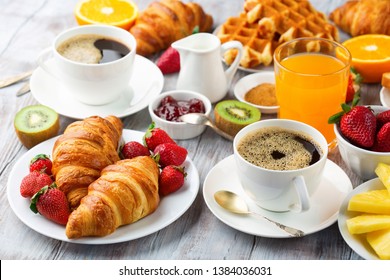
[217, 0, 339, 68]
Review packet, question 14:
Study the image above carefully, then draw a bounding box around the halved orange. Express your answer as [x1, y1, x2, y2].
[74, 0, 138, 30]
[342, 34, 390, 83]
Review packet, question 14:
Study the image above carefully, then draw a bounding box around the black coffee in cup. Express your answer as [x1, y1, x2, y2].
[57, 34, 130, 64]
[237, 127, 322, 171]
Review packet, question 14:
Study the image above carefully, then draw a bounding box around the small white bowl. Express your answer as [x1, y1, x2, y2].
[335, 105, 390, 180]
[379, 86, 390, 108]
[234, 71, 279, 114]
[148, 90, 212, 140]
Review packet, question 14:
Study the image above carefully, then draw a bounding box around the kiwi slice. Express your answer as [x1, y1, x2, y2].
[214, 100, 261, 136]
[14, 105, 60, 149]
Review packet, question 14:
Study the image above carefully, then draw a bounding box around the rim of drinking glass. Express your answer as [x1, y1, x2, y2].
[273, 37, 351, 77]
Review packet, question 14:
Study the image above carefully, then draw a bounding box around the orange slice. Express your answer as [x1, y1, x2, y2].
[342, 34, 390, 83]
[74, 0, 138, 30]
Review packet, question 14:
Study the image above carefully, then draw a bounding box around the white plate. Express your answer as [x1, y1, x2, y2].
[233, 71, 279, 114]
[7, 129, 199, 244]
[338, 178, 386, 260]
[30, 55, 164, 119]
[379, 86, 390, 108]
[203, 155, 352, 238]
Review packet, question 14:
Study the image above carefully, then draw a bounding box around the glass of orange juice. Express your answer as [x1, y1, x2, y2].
[274, 37, 351, 148]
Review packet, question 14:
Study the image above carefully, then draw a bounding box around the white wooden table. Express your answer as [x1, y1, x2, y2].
[0, 0, 382, 260]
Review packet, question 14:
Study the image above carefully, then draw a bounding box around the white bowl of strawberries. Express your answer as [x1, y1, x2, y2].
[334, 105, 390, 180]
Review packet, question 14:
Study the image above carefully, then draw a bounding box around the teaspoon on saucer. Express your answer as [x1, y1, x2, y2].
[180, 113, 234, 141]
[214, 190, 305, 237]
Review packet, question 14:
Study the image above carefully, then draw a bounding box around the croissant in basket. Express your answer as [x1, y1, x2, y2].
[52, 115, 122, 209]
[329, 0, 390, 37]
[66, 156, 160, 239]
[130, 0, 213, 56]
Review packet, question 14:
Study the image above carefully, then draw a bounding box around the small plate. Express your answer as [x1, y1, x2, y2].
[203, 155, 352, 238]
[234, 71, 279, 114]
[379, 86, 390, 108]
[7, 129, 199, 244]
[338, 178, 386, 260]
[30, 55, 164, 119]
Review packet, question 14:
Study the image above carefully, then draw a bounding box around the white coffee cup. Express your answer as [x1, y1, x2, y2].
[233, 119, 328, 213]
[38, 25, 136, 106]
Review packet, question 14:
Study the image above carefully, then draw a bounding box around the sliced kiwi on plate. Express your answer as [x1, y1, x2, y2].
[14, 105, 60, 149]
[214, 100, 261, 137]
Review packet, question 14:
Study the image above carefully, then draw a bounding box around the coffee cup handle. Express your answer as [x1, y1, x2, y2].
[290, 175, 310, 213]
[37, 48, 60, 80]
[220, 40, 243, 86]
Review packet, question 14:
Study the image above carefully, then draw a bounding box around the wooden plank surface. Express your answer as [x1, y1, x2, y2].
[0, 0, 382, 260]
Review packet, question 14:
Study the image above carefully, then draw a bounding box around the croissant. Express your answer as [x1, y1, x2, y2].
[329, 0, 390, 36]
[130, 0, 213, 56]
[65, 156, 160, 239]
[52, 115, 122, 209]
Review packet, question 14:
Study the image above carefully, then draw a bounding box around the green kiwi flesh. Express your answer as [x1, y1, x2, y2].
[214, 100, 261, 136]
[14, 105, 60, 149]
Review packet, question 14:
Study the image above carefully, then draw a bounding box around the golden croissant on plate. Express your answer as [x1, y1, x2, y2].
[52, 115, 122, 210]
[66, 156, 160, 239]
[329, 0, 390, 36]
[130, 0, 213, 56]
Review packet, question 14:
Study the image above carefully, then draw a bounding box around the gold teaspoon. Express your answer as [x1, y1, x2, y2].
[214, 190, 305, 237]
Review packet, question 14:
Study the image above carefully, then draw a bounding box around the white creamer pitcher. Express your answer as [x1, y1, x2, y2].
[172, 33, 243, 103]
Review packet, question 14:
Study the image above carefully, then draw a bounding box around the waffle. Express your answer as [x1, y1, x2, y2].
[217, 0, 339, 68]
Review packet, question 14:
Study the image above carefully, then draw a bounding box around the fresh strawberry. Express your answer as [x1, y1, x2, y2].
[30, 184, 70, 225]
[376, 110, 390, 130]
[373, 122, 390, 152]
[121, 141, 150, 159]
[29, 154, 53, 176]
[153, 143, 188, 168]
[20, 170, 53, 198]
[345, 68, 362, 103]
[159, 165, 187, 196]
[143, 122, 176, 151]
[339, 106, 377, 148]
[156, 46, 180, 74]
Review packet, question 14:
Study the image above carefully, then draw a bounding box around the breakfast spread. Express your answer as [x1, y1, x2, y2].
[244, 83, 277, 106]
[129, 0, 213, 56]
[216, 0, 339, 68]
[329, 0, 390, 37]
[6, 0, 390, 260]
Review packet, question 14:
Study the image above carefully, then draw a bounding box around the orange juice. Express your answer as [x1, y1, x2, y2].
[275, 53, 349, 144]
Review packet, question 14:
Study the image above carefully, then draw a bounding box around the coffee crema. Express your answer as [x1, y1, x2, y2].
[237, 127, 322, 171]
[57, 34, 130, 64]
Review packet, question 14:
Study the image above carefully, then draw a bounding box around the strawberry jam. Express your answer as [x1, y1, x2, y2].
[154, 95, 205, 122]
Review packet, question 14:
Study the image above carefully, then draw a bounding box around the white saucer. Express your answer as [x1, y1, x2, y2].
[338, 178, 385, 260]
[203, 155, 353, 238]
[379, 86, 390, 108]
[30, 55, 164, 119]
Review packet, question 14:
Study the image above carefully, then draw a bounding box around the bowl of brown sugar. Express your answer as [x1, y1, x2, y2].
[234, 71, 279, 114]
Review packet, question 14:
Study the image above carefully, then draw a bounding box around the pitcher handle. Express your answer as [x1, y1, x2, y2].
[220, 41, 243, 86]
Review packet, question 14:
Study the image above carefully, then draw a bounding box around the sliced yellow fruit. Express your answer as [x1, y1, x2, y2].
[348, 190, 390, 214]
[346, 214, 390, 234]
[375, 163, 390, 194]
[366, 228, 390, 260]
